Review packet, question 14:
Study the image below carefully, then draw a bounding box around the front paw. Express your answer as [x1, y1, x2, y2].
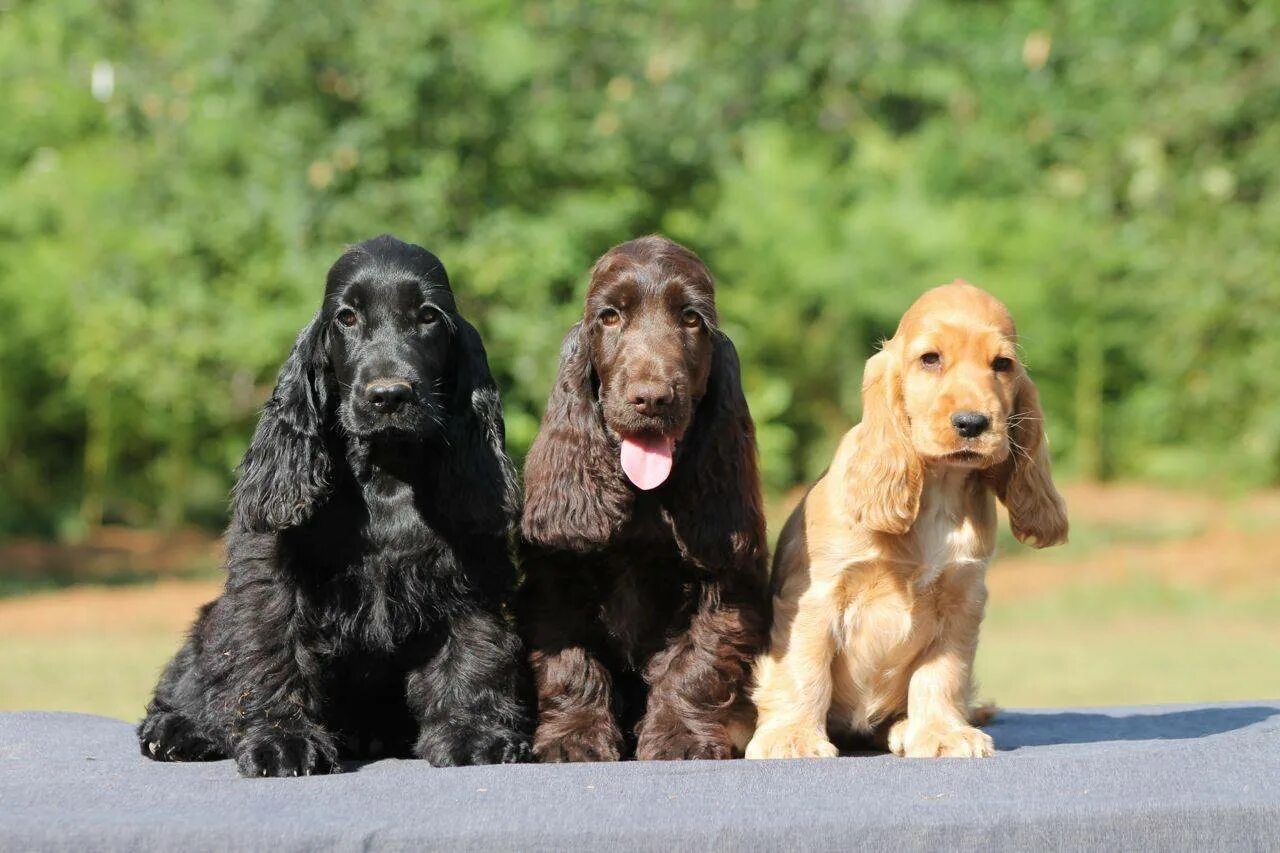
[138, 712, 220, 762]
[889, 720, 994, 758]
[745, 725, 839, 760]
[534, 724, 623, 763]
[417, 726, 534, 767]
[636, 729, 736, 761]
[235, 730, 339, 777]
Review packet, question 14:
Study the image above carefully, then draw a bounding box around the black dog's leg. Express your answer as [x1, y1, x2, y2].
[223, 578, 340, 778]
[408, 609, 532, 766]
[139, 606, 225, 762]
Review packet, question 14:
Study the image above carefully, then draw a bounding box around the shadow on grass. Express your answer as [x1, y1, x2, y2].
[990, 705, 1278, 749]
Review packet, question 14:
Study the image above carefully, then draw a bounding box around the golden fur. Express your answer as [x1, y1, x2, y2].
[746, 281, 1068, 760]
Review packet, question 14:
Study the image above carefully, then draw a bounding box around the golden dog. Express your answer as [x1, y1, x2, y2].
[746, 281, 1068, 760]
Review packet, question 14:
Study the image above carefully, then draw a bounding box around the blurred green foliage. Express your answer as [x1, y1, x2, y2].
[2, 0, 1278, 537]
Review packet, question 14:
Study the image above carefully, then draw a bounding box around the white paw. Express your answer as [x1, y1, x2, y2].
[891, 722, 994, 758]
[745, 726, 839, 760]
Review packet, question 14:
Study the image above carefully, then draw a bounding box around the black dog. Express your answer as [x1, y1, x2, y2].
[139, 236, 531, 776]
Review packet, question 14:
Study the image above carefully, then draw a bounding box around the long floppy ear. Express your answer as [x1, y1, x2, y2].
[987, 373, 1069, 548]
[839, 347, 923, 535]
[520, 324, 631, 551]
[665, 334, 769, 583]
[232, 314, 332, 533]
[434, 317, 521, 535]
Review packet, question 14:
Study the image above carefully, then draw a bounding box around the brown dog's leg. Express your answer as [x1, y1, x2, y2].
[635, 590, 763, 761]
[528, 645, 624, 762]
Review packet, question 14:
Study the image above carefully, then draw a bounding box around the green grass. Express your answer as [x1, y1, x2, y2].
[0, 634, 179, 722]
[977, 578, 1280, 707]
[1, 576, 1276, 721]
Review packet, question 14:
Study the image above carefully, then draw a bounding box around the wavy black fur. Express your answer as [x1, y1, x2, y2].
[139, 236, 531, 776]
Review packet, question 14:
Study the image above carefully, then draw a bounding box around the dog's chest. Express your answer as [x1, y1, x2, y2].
[910, 471, 992, 588]
[295, 486, 451, 652]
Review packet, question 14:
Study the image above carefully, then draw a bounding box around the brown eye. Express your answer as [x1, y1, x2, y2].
[920, 352, 941, 368]
[419, 306, 440, 326]
[599, 308, 621, 327]
[335, 308, 358, 328]
[681, 308, 702, 329]
[992, 356, 1013, 372]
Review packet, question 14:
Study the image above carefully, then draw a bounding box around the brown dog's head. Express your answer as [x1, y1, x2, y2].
[522, 236, 765, 555]
[581, 236, 717, 489]
[846, 281, 1068, 547]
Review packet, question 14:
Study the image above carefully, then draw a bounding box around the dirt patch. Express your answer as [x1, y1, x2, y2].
[0, 526, 222, 584]
[2, 483, 1277, 632]
[989, 482, 1280, 601]
[0, 579, 220, 637]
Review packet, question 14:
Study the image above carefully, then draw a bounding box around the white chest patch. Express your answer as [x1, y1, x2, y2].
[911, 471, 988, 588]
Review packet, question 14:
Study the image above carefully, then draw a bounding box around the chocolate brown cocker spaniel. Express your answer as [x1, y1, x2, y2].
[518, 236, 769, 761]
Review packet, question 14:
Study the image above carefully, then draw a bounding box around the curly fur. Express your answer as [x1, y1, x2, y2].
[139, 236, 532, 776]
[517, 236, 769, 762]
[747, 281, 1067, 762]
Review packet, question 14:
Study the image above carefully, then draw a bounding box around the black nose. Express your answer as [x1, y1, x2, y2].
[628, 383, 674, 417]
[951, 411, 991, 438]
[365, 380, 413, 414]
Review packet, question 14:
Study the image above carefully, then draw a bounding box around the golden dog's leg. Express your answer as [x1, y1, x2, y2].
[745, 588, 840, 760]
[887, 577, 994, 758]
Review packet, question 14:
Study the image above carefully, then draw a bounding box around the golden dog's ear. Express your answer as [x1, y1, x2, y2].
[988, 374, 1068, 548]
[841, 348, 923, 535]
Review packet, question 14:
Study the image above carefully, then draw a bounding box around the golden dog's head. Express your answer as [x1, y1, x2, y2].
[847, 281, 1068, 547]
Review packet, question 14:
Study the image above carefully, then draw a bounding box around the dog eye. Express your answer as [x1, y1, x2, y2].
[419, 306, 441, 326]
[992, 356, 1013, 372]
[681, 308, 702, 329]
[335, 308, 358, 328]
[599, 308, 622, 327]
[920, 352, 941, 368]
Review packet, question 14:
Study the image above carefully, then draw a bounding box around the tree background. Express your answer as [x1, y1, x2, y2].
[3, 0, 1278, 539]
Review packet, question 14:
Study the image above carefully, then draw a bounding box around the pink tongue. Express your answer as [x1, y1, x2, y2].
[620, 434, 675, 490]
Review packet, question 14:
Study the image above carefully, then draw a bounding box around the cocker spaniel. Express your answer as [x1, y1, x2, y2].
[518, 235, 770, 761]
[747, 281, 1068, 760]
[139, 235, 532, 776]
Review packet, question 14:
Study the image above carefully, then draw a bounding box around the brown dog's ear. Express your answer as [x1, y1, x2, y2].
[987, 373, 1069, 548]
[521, 324, 632, 551]
[839, 348, 923, 535]
[664, 334, 768, 582]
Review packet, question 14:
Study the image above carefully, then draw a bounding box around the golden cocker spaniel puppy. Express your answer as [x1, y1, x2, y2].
[746, 281, 1068, 760]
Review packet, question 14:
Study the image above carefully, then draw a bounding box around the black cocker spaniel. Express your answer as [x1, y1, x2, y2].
[139, 235, 532, 776]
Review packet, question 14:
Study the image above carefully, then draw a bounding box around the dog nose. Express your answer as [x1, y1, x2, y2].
[628, 383, 674, 417]
[364, 380, 413, 414]
[951, 411, 991, 438]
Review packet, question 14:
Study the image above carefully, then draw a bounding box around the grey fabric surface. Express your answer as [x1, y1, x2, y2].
[1, 702, 1277, 852]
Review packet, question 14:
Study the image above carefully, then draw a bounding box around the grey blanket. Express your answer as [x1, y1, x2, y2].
[1, 702, 1277, 851]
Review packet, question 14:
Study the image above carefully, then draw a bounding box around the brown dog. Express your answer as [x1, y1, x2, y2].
[747, 281, 1068, 760]
[517, 236, 769, 762]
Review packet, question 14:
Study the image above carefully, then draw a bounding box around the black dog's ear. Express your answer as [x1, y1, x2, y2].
[434, 317, 521, 534]
[666, 333, 768, 581]
[521, 324, 631, 551]
[231, 314, 332, 533]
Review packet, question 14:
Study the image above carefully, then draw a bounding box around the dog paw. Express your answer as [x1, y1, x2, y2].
[890, 722, 994, 758]
[418, 727, 534, 766]
[744, 726, 839, 760]
[636, 731, 735, 761]
[138, 712, 220, 762]
[235, 731, 339, 778]
[533, 729, 623, 763]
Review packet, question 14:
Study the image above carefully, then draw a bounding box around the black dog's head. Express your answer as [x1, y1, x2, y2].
[324, 237, 457, 440]
[231, 235, 518, 536]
